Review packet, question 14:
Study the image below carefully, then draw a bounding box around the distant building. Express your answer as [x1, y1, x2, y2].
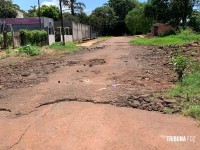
[16, 10, 24, 18]
[151, 23, 174, 36]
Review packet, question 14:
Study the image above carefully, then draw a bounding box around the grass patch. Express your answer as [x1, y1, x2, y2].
[17, 45, 41, 56]
[167, 67, 200, 119]
[48, 42, 79, 52]
[183, 105, 200, 120]
[131, 29, 200, 46]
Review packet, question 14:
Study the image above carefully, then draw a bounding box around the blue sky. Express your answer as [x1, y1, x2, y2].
[13, 0, 146, 13]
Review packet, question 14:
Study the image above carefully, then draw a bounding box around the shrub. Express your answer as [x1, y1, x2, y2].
[0, 32, 12, 48]
[159, 29, 176, 37]
[172, 54, 188, 81]
[184, 105, 200, 120]
[17, 45, 41, 56]
[20, 29, 47, 46]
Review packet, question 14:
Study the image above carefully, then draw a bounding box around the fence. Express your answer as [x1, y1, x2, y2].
[55, 20, 97, 43]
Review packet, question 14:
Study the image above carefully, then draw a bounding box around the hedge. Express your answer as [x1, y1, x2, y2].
[20, 29, 47, 46]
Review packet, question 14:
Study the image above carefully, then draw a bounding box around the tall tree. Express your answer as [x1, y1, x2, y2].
[107, 0, 138, 35]
[90, 6, 118, 35]
[36, 5, 60, 21]
[26, 6, 37, 17]
[108, 0, 138, 21]
[144, 0, 171, 23]
[126, 5, 153, 34]
[171, 0, 196, 26]
[62, 0, 86, 16]
[0, 0, 17, 18]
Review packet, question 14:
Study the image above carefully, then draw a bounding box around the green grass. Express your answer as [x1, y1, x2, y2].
[183, 105, 200, 120]
[131, 29, 200, 46]
[168, 68, 200, 119]
[17, 45, 41, 56]
[48, 42, 79, 52]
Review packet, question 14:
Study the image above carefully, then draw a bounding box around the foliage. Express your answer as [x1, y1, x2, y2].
[167, 66, 200, 120]
[48, 42, 79, 51]
[131, 29, 200, 46]
[0, 32, 12, 48]
[0, 0, 17, 18]
[106, 0, 138, 35]
[144, 0, 171, 23]
[184, 105, 200, 120]
[159, 29, 176, 37]
[36, 5, 60, 21]
[62, 0, 86, 16]
[188, 11, 200, 32]
[170, 0, 195, 26]
[144, 0, 198, 27]
[20, 30, 47, 46]
[0, 34, 3, 48]
[90, 6, 118, 36]
[125, 5, 153, 34]
[26, 5, 37, 17]
[17, 45, 41, 56]
[108, 0, 138, 21]
[172, 54, 189, 81]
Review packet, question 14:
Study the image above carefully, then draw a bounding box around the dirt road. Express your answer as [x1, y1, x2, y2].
[0, 37, 199, 150]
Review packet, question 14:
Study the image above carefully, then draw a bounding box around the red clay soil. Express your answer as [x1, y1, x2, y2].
[0, 37, 199, 150]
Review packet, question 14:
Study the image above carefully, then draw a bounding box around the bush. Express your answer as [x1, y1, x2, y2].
[184, 105, 200, 120]
[20, 29, 47, 46]
[0, 34, 3, 48]
[159, 29, 176, 37]
[17, 45, 41, 56]
[172, 54, 188, 81]
[0, 32, 12, 48]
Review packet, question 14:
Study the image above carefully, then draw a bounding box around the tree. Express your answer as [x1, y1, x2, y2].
[62, 0, 86, 16]
[144, 0, 198, 27]
[171, 0, 196, 26]
[90, 6, 118, 35]
[144, 0, 171, 23]
[107, 0, 138, 35]
[125, 5, 153, 34]
[36, 5, 60, 21]
[108, 0, 138, 20]
[26, 6, 37, 17]
[0, 0, 17, 18]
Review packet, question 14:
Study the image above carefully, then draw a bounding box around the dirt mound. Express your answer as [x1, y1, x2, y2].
[0, 57, 64, 90]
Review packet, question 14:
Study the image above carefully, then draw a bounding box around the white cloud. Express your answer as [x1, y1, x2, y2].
[41, 0, 59, 7]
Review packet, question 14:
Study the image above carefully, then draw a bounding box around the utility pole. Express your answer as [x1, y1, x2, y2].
[59, 0, 65, 45]
[38, 0, 42, 28]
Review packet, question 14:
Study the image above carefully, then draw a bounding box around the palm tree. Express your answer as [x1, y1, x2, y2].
[62, 0, 85, 16]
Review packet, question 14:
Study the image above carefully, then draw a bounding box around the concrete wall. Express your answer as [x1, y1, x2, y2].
[72, 22, 90, 42]
[48, 35, 55, 45]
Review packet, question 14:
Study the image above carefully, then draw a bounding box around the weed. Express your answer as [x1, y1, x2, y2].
[172, 54, 188, 81]
[131, 29, 200, 46]
[183, 105, 200, 120]
[17, 45, 41, 56]
[48, 42, 79, 52]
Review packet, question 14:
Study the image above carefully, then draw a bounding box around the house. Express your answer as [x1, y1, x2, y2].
[16, 10, 24, 18]
[151, 23, 174, 36]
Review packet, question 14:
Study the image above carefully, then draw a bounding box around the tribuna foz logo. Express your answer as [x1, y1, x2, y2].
[166, 136, 196, 142]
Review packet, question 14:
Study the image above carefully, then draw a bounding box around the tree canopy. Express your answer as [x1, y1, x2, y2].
[126, 5, 153, 34]
[37, 5, 60, 21]
[0, 0, 17, 18]
[90, 6, 118, 35]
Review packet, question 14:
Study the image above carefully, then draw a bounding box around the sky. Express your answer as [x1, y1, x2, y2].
[13, 0, 146, 14]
